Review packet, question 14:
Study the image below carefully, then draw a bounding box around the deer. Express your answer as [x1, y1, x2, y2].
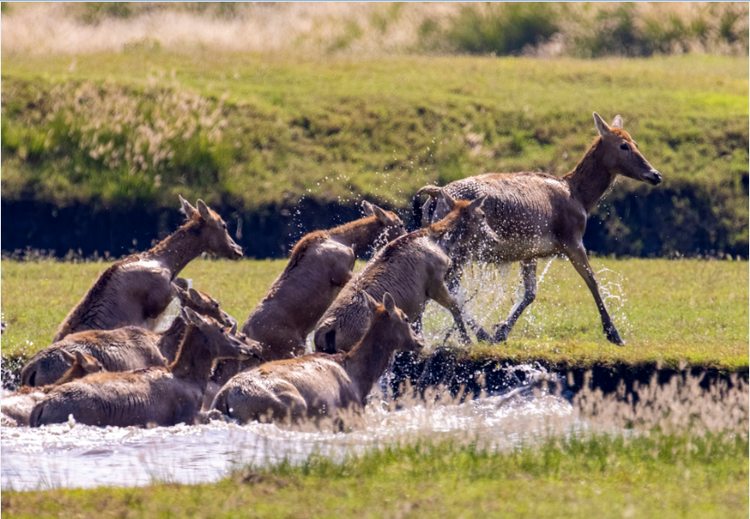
[20, 284, 256, 387]
[30, 309, 257, 428]
[211, 292, 423, 424]
[2, 351, 104, 427]
[241, 200, 406, 362]
[53, 196, 243, 342]
[313, 196, 501, 354]
[413, 113, 661, 345]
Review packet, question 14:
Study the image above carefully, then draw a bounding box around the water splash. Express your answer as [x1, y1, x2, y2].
[2, 368, 572, 490]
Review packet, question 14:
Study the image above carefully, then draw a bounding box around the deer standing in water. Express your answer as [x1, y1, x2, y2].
[2, 352, 104, 426]
[241, 201, 406, 362]
[21, 284, 254, 387]
[212, 293, 423, 424]
[53, 196, 243, 342]
[314, 196, 500, 354]
[414, 113, 661, 345]
[30, 309, 256, 428]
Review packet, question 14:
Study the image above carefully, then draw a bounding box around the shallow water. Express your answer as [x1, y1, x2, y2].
[1, 380, 574, 490]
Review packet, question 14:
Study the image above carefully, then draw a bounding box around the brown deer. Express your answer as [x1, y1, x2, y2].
[53, 196, 243, 342]
[212, 292, 423, 424]
[241, 201, 405, 362]
[313, 196, 500, 354]
[21, 284, 255, 387]
[30, 309, 256, 428]
[413, 113, 661, 345]
[2, 351, 104, 426]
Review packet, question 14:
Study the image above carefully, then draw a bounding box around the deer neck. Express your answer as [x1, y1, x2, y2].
[143, 221, 204, 277]
[157, 317, 187, 364]
[169, 325, 214, 390]
[564, 138, 618, 214]
[329, 217, 382, 258]
[342, 319, 394, 402]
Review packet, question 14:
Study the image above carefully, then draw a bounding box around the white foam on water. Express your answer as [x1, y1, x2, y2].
[2, 383, 574, 491]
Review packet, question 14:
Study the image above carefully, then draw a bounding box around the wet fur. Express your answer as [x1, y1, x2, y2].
[313, 200, 495, 353]
[54, 198, 242, 341]
[30, 313, 254, 428]
[241, 206, 405, 362]
[214, 298, 422, 424]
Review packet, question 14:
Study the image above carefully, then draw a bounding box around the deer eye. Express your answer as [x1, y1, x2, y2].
[620, 144, 629, 151]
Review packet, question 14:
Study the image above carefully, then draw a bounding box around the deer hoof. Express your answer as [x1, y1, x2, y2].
[492, 322, 511, 343]
[605, 326, 625, 346]
[474, 327, 492, 343]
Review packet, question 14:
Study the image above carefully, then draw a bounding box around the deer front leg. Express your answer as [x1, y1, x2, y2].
[493, 259, 538, 342]
[429, 281, 474, 344]
[561, 241, 624, 346]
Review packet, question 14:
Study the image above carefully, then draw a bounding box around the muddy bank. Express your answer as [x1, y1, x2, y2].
[3, 180, 748, 260]
[5, 349, 744, 403]
[388, 350, 749, 402]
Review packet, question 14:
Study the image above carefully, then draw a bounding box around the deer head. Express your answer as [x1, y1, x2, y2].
[429, 192, 501, 256]
[181, 308, 258, 362]
[179, 196, 243, 259]
[362, 200, 407, 244]
[593, 112, 661, 186]
[364, 292, 424, 354]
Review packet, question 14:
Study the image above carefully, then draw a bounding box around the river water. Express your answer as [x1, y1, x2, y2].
[1, 377, 574, 490]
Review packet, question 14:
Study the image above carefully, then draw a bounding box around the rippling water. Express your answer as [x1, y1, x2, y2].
[2, 380, 574, 490]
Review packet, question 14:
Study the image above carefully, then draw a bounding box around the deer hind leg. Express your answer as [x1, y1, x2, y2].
[562, 241, 624, 346]
[493, 260, 538, 342]
[445, 262, 465, 294]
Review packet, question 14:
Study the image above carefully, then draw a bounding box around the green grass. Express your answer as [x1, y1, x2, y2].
[1, 55, 746, 203]
[2, 258, 747, 370]
[2, 433, 747, 518]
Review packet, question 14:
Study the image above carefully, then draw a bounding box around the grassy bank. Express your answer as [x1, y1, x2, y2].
[3, 433, 748, 518]
[2, 258, 747, 371]
[2, 53, 748, 256]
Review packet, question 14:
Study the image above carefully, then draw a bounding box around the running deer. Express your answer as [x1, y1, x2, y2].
[212, 292, 423, 424]
[30, 309, 256, 428]
[413, 113, 661, 345]
[53, 196, 243, 342]
[313, 197, 500, 354]
[241, 201, 405, 362]
[21, 285, 256, 387]
[2, 352, 104, 426]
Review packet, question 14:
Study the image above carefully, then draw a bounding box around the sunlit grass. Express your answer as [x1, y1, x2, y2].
[2, 258, 747, 370]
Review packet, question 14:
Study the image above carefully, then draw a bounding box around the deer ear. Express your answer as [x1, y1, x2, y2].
[370, 204, 390, 225]
[60, 350, 76, 366]
[441, 189, 456, 210]
[611, 114, 623, 129]
[182, 306, 202, 327]
[467, 195, 488, 212]
[362, 200, 374, 216]
[229, 321, 238, 335]
[382, 292, 397, 316]
[593, 112, 611, 136]
[179, 195, 198, 219]
[187, 288, 202, 303]
[363, 291, 380, 313]
[196, 200, 215, 223]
